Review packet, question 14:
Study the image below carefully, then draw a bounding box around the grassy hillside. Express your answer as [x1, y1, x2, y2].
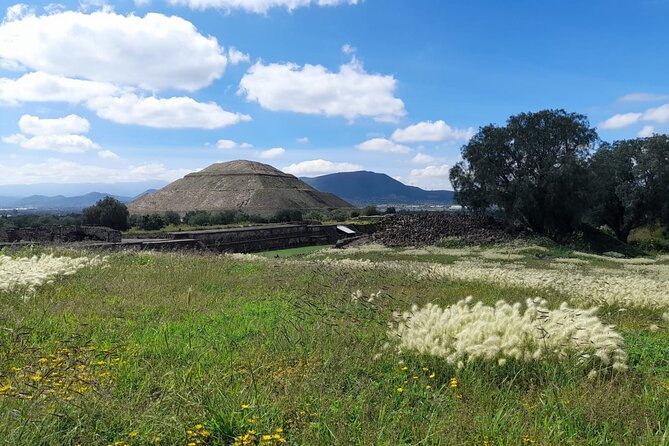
[1, 245, 668, 445]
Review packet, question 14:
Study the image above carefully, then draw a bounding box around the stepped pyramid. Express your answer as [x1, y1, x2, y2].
[127, 160, 354, 217]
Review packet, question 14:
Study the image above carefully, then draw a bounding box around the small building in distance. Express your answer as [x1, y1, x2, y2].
[127, 160, 354, 218]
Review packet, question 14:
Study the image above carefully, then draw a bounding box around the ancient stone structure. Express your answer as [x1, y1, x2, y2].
[372, 213, 526, 246]
[127, 160, 354, 218]
[0, 226, 121, 244]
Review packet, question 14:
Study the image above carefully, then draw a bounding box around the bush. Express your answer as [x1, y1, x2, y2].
[184, 211, 211, 226]
[385, 206, 397, 214]
[271, 209, 303, 223]
[363, 205, 378, 216]
[163, 211, 181, 226]
[350, 211, 360, 218]
[82, 197, 129, 231]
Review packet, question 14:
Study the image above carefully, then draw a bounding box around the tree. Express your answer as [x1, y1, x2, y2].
[82, 196, 130, 231]
[449, 109, 597, 238]
[590, 139, 653, 241]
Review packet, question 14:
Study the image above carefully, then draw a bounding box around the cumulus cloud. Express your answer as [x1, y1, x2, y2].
[0, 9, 227, 91]
[356, 138, 411, 154]
[643, 104, 669, 124]
[391, 120, 475, 143]
[341, 43, 356, 54]
[637, 126, 655, 138]
[411, 153, 436, 164]
[619, 93, 669, 103]
[88, 94, 251, 129]
[216, 139, 252, 149]
[0, 72, 121, 104]
[98, 150, 120, 160]
[600, 104, 669, 130]
[400, 164, 453, 190]
[227, 47, 250, 64]
[239, 59, 405, 122]
[599, 112, 643, 130]
[18, 114, 90, 136]
[2, 133, 101, 154]
[258, 147, 285, 158]
[157, 0, 359, 13]
[0, 158, 194, 184]
[282, 159, 362, 176]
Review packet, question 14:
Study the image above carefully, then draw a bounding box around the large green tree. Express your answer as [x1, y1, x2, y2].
[449, 109, 597, 238]
[82, 196, 130, 231]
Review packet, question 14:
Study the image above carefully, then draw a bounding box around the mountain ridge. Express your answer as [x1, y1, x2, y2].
[301, 171, 454, 206]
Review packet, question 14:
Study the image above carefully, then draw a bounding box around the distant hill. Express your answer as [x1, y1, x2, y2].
[11, 192, 132, 211]
[0, 181, 168, 197]
[301, 171, 454, 206]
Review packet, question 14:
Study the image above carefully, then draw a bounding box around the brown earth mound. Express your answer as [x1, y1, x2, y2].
[372, 213, 527, 247]
[127, 160, 354, 218]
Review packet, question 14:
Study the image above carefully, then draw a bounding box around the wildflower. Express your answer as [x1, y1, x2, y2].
[241, 404, 250, 409]
[194, 424, 203, 429]
[450, 377, 458, 388]
[429, 373, 435, 379]
[129, 432, 138, 438]
[425, 385, 432, 390]
[396, 387, 404, 393]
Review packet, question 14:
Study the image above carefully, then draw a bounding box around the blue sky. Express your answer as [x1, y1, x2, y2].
[1, 0, 668, 191]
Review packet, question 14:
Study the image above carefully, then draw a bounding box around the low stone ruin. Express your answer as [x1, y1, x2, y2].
[0, 226, 121, 244]
[372, 213, 526, 247]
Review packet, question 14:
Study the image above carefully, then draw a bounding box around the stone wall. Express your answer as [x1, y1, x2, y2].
[0, 226, 121, 244]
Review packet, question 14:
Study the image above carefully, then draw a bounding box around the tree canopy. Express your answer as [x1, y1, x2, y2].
[82, 196, 130, 231]
[449, 109, 597, 238]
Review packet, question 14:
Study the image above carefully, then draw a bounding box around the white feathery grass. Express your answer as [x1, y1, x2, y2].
[0, 254, 107, 296]
[390, 297, 628, 372]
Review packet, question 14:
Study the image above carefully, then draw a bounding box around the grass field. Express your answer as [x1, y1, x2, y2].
[1, 244, 669, 445]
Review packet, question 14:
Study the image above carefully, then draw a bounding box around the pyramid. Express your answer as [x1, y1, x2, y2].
[127, 160, 354, 217]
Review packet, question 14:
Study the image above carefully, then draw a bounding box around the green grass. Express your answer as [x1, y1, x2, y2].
[257, 245, 332, 258]
[1, 248, 668, 445]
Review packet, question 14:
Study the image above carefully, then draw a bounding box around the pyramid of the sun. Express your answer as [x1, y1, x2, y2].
[127, 160, 354, 217]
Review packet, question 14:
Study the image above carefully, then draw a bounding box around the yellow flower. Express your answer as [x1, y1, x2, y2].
[450, 377, 458, 388]
[275, 427, 283, 433]
[153, 436, 161, 443]
[187, 443, 196, 446]
[200, 430, 210, 437]
[401, 366, 408, 371]
[241, 404, 250, 409]
[396, 387, 404, 393]
[429, 373, 435, 379]
[425, 385, 432, 390]
[129, 431, 138, 437]
[194, 424, 203, 429]
[262, 434, 272, 441]
[0, 384, 11, 392]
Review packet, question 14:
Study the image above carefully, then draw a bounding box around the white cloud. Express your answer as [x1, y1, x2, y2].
[643, 104, 669, 124]
[296, 136, 309, 143]
[391, 120, 475, 143]
[356, 137, 411, 154]
[258, 147, 285, 159]
[0, 9, 227, 91]
[158, 0, 359, 13]
[18, 114, 90, 136]
[637, 126, 655, 138]
[619, 93, 669, 103]
[598, 112, 643, 129]
[400, 164, 452, 190]
[411, 153, 436, 164]
[98, 149, 120, 159]
[600, 104, 669, 130]
[227, 47, 250, 64]
[216, 139, 252, 149]
[88, 94, 251, 129]
[216, 139, 238, 149]
[282, 159, 362, 176]
[2, 133, 101, 153]
[341, 43, 356, 54]
[239, 59, 405, 122]
[0, 158, 193, 184]
[5, 4, 34, 21]
[0, 72, 121, 104]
